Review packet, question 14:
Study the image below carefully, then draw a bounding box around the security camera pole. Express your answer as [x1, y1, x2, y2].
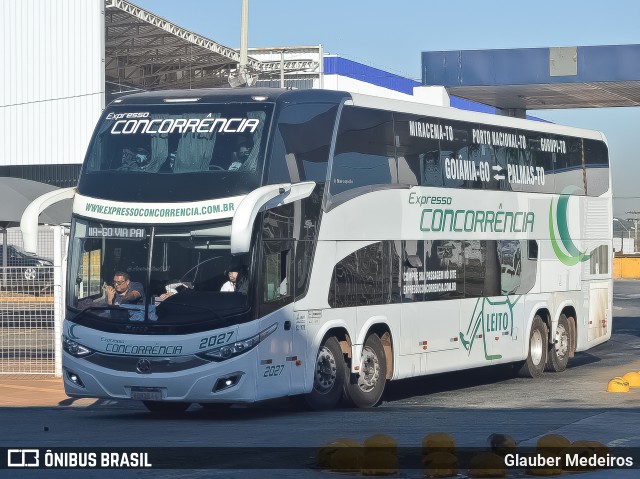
[239, 0, 249, 83]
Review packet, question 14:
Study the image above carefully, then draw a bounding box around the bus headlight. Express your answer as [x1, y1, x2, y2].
[197, 323, 278, 362]
[62, 336, 94, 357]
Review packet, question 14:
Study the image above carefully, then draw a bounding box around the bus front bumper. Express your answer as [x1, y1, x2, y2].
[62, 350, 259, 404]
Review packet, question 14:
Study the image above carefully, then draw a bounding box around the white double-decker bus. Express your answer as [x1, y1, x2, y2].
[61, 88, 611, 412]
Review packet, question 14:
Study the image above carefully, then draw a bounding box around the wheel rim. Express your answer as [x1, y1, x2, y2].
[531, 329, 544, 366]
[555, 324, 569, 360]
[314, 346, 337, 394]
[357, 346, 380, 393]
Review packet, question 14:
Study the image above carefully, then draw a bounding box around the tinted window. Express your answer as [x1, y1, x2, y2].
[330, 242, 386, 307]
[329, 107, 396, 203]
[584, 139, 609, 196]
[590, 244, 609, 275]
[259, 240, 293, 316]
[262, 203, 294, 240]
[553, 137, 585, 194]
[86, 104, 270, 175]
[402, 240, 464, 302]
[79, 103, 271, 202]
[516, 134, 554, 193]
[268, 103, 338, 184]
[394, 111, 606, 197]
[464, 240, 488, 298]
[394, 113, 440, 186]
[328, 241, 400, 308]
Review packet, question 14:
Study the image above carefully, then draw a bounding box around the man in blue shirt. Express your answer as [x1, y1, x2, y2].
[105, 271, 144, 305]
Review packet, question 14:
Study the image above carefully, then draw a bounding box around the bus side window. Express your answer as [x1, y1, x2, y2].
[394, 113, 441, 187]
[259, 240, 293, 316]
[329, 242, 388, 308]
[328, 107, 396, 204]
[269, 103, 339, 184]
[590, 245, 609, 275]
[554, 136, 584, 194]
[583, 139, 609, 196]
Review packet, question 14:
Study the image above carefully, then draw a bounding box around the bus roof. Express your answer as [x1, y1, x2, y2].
[109, 87, 606, 143]
[108, 87, 349, 107]
[349, 92, 607, 143]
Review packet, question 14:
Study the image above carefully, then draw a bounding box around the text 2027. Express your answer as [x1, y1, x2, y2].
[199, 331, 234, 350]
[264, 364, 285, 377]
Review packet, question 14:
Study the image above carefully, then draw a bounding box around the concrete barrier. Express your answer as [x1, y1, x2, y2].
[613, 257, 640, 279]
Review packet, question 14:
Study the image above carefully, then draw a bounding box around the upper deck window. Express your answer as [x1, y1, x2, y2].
[86, 104, 271, 174]
[328, 106, 396, 207]
[79, 103, 273, 202]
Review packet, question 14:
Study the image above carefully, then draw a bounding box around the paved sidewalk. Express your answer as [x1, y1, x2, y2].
[0, 376, 69, 407]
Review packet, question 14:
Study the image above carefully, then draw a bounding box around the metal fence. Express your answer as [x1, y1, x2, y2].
[0, 226, 66, 376]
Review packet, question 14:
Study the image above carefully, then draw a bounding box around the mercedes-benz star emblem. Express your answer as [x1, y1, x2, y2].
[136, 358, 152, 374]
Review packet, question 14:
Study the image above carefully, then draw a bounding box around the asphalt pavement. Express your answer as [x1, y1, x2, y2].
[1, 280, 640, 478]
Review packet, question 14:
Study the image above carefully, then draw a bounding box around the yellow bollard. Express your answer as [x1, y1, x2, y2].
[468, 452, 506, 478]
[362, 434, 398, 476]
[622, 371, 640, 387]
[607, 377, 630, 393]
[422, 432, 456, 455]
[422, 451, 458, 478]
[317, 438, 361, 471]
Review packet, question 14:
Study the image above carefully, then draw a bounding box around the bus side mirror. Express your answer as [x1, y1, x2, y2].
[230, 181, 316, 255]
[20, 187, 76, 253]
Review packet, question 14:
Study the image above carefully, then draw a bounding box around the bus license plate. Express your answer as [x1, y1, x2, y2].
[130, 387, 163, 401]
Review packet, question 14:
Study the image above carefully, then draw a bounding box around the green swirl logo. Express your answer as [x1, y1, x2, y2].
[549, 187, 589, 266]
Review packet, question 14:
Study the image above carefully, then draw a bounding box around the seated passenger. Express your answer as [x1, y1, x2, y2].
[221, 265, 248, 293]
[119, 148, 152, 171]
[159, 152, 176, 173]
[105, 271, 144, 305]
[228, 141, 252, 171]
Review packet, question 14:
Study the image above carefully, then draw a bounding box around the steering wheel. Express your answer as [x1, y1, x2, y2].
[208, 164, 225, 171]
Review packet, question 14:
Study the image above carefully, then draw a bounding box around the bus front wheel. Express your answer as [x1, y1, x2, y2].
[546, 314, 570, 372]
[518, 315, 548, 378]
[344, 333, 386, 408]
[305, 336, 346, 410]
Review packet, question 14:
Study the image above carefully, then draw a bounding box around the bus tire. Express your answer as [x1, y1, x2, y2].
[567, 315, 577, 358]
[518, 315, 548, 378]
[546, 314, 570, 372]
[304, 336, 346, 410]
[344, 333, 386, 408]
[142, 401, 190, 415]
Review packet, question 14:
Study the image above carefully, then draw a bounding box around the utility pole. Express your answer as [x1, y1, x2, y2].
[239, 0, 248, 79]
[627, 210, 640, 253]
[229, 0, 256, 87]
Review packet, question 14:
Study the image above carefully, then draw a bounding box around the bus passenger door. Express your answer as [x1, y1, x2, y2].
[256, 239, 295, 400]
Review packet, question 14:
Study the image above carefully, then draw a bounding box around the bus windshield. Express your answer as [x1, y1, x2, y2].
[79, 103, 272, 202]
[68, 218, 252, 328]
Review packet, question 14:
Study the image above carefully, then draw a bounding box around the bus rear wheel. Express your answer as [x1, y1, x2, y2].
[518, 315, 548, 378]
[546, 314, 570, 372]
[142, 401, 190, 415]
[344, 333, 386, 408]
[304, 336, 346, 410]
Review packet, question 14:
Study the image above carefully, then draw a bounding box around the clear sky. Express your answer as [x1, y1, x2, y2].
[134, 0, 640, 217]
